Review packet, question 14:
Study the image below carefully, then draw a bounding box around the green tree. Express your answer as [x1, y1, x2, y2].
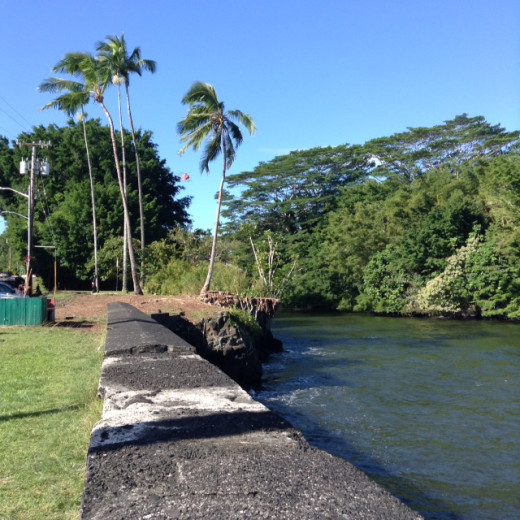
[222, 144, 369, 235]
[177, 81, 255, 294]
[0, 121, 190, 289]
[38, 76, 100, 290]
[364, 114, 519, 181]
[96, 34, 156, 284]
[52, 51, 143, 294]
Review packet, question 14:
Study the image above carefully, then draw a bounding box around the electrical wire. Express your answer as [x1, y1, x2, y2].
[0, 93, 33, 139]
[0, 94, 33, 128]
[35, 174, 57, 248]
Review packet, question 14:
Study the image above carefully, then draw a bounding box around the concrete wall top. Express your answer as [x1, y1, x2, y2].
[80, 302, 423, 520]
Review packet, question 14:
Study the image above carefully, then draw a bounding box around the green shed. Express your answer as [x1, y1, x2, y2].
[0, 297, 48, 326]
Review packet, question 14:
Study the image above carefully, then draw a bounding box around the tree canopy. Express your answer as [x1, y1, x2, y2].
[0, 120, 190, 289]
[220, 115, 520, 318]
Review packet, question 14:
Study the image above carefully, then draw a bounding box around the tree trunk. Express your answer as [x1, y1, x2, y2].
[81, 114, 99, 291]
[125, 83, 145, 285]
[98, 101, 143, 295]
[200, 136, 227, 295]
[117, 83, 129, 293]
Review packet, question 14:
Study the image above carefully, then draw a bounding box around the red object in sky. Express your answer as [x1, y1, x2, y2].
[182, 173, 190, 181]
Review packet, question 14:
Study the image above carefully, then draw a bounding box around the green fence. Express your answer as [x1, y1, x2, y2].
[0, 297, 49, 326]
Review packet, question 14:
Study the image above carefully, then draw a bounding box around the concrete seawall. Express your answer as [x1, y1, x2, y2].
[80, 302, 423, 519]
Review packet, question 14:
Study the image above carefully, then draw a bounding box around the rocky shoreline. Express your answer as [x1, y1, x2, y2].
[152, 308, 282, 390]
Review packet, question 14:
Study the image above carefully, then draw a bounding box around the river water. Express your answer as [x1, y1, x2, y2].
[255, 313, 520, 520]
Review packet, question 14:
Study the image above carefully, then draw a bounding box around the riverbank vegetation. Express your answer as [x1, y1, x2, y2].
[221, 114, 520, 318]
[0, 326, 103, 520]
[2, 113, 519, 318]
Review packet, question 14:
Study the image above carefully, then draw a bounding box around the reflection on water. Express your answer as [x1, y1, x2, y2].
[256, 313, 520, 520]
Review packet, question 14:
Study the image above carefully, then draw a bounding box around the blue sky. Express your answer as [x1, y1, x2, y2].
[1, 0, 519, 231]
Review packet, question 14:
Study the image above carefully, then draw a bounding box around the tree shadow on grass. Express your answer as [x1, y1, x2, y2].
[54, 320, 94, 329]
[0, 403, 84, 422]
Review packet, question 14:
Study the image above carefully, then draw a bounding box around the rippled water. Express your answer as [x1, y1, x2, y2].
[255, 313, 520, 520]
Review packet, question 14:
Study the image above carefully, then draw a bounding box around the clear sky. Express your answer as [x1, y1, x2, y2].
[0, 0, 519, 231]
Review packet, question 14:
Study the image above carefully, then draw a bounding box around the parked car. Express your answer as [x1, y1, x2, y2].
[0, 282, 22, 298]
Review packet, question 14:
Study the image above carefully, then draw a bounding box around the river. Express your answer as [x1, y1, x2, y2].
[255, 313, 520, 520]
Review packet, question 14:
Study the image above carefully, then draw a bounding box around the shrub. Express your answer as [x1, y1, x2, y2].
[145, 259, 249, 296]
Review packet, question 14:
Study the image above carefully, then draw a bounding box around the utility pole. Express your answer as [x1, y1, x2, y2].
[17, 140, 51, 294]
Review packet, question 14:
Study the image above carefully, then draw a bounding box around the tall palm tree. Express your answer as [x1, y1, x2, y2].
[96, 34, 156, 284]
[38, 77, 99, 291]
[177, 82, 255, 295]
[53, 52, 143, 294]
[95, 41, 130, 291]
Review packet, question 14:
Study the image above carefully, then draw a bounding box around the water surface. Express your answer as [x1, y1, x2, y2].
[256, 313, 520, 520]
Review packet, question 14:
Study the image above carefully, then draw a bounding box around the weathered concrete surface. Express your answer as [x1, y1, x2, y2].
[81, 302, 423, 520]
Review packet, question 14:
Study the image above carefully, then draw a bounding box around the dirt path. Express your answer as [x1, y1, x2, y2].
[53, 293, 214, 334]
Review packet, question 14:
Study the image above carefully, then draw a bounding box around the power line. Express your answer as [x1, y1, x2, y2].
[0, 124, 11, 136]
[0, 93, 33, 128]
[0, 106, 30, 133]
[35, 175, 57, 247]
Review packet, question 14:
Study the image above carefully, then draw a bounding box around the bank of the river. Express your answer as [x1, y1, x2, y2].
[257, 312, 520, 520]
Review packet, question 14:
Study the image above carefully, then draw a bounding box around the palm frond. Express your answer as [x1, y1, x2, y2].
[39, 90, 89, 115]
[223, 131, 236, 169]
[53, 52, 90, 76]
[228, 110, 256, 135]
[95, 34, 155, 85]
[226, 119, 244, 147]
[178, 123, 213, 155]
[181, 82, 219, 111]
[177, 107, 213, 135]
[38, 77, 85, 95]
[141, 58, 157, 74]
[201, 133, 222, 172]
[177, 81, 255, 173]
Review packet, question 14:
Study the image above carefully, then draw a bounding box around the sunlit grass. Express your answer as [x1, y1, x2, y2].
[0, 326, 103, 520]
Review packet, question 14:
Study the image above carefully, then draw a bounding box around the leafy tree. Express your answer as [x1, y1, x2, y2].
[177, 81, 255, 294]
[412, 232, 481, 315]
[222, 144, 369, 235]
[466, 238, 520, 317]
[0, 122, 190, 288]
[364, 114, 519, 181]
[38, 75, 100, 289]
[358, 245, 410, 314]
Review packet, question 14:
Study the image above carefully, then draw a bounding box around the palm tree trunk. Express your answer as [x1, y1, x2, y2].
[117, 83, 129, 293]
[99, 101, 143, 295]
[200, 136, 227, 295]
[81, 114, 99, 291]
[125, 83, 145, 285]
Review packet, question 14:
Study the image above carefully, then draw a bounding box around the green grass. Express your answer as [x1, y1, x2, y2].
[0, 326, 104, 520]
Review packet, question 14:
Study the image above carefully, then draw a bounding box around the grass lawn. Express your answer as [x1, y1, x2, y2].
[0, 326, 103, 520]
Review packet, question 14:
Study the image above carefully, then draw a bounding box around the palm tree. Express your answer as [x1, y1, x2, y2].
[95, 41, 130, 291]
[53, 52, 143, 294]
[38, 77, 100, 291]
[177, 82, 255, 294]
[96, 34, 156, 285]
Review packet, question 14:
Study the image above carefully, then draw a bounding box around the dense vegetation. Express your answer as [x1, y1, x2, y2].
[2, 114, 520, 319]
[222, 114, 520, 318]
[0, 121, 190, 289]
